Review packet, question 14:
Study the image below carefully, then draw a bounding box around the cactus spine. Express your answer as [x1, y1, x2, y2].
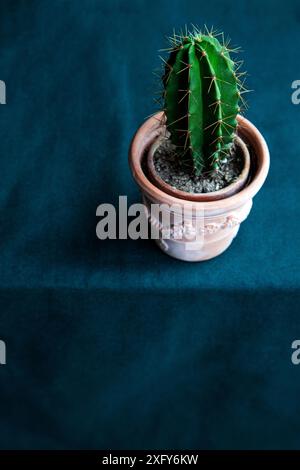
[162, 27, 246, 175]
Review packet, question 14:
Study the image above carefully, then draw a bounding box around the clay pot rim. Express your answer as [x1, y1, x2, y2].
[147, 135, 251, 202]
[129, 112, 270, 211]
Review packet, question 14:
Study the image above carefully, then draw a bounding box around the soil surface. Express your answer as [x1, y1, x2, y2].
[153, 139, 244, 193]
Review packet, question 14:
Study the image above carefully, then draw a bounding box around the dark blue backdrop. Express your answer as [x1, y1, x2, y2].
[0, 0, 299, 449]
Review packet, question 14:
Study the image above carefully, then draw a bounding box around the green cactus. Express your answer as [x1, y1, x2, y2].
[161, 26, 247, 175]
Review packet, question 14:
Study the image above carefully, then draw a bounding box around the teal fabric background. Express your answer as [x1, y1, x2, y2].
[0, 0, 300, 449]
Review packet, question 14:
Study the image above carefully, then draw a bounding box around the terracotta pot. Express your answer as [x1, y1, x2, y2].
[147, 135, 251, 202]
[128, 112, 270, 262]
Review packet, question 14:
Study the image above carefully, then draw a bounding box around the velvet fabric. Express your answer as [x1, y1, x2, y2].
[0, 0, 299, 449]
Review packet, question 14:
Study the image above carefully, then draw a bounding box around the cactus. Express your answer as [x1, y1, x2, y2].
[160, 26, 247, 175]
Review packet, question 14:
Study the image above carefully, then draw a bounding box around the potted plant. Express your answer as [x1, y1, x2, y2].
[129, 27, 270, 261]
